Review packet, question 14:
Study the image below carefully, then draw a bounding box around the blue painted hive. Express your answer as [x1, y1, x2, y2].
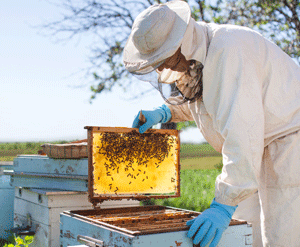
[0, 163, 14, 240]
[6, 155, 88, 191]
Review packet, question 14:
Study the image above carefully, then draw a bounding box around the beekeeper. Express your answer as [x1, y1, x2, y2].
[123, 1, 300, 246]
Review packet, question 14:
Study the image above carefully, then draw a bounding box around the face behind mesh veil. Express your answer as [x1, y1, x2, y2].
[134, 59, 203, 105]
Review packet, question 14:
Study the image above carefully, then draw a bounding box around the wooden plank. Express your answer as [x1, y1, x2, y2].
[87, 125, 94, 206]
[70, 205, 163, 216]
[112, 220, 191, 232]
[14, 189, 93, 225]
[41, 143, 87, 159]
[45, 192, 92, 208]
[89, 208, 180, 219]
[0, 174, 13, 188]
[13, 155, 88, 176]
[92, 215, 195, 235]
[10, 171, 88, 180]
[0, 186, 14, 240]
[109, 217, 193, 227]
[11, 175, 88, 191]
[15, 187, 50, 208]
[98, 211, 197, 224]
[29, 188, 88, 196]
[14, 190, 95, 247]
[14, 197, 50, 225]
[14, 213, 51, 247]
[85, 126, 178, 135]
[60, 212, 136, 247]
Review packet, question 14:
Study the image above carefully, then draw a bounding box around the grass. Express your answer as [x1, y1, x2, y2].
[0, 157, 15, 162]
[142, 168, 221, 212]
[0, 141, 70, 161]
[180, 143, 221, 158]
[181, 156, 223, 170]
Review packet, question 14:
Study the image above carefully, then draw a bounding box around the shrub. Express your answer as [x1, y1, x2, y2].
[3, 236, 34, 247]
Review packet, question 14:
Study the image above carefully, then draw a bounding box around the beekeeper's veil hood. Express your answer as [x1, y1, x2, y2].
[123, 0, 209, 102]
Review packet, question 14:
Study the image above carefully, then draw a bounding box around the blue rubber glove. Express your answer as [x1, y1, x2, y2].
[132, 104, 172, 134]
[186, 199, 237, 247]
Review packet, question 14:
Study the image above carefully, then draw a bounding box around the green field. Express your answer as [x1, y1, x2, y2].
[181, 156, 222, 170]
[0, 141, 68, 161]
[180, 143, 221, 158]
[180, 143, 222, 170]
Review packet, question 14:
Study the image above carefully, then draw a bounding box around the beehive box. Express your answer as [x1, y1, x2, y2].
[41, 141, 88, 159]
[0, 163, 14, 240]
[14, 187, 139, 247]
[61, 206, 252, 247]
[60, 126, 252, 246]
[6, 155, 88, 191]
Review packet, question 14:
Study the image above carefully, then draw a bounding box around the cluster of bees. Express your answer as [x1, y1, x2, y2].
[93, 130, 177, 194]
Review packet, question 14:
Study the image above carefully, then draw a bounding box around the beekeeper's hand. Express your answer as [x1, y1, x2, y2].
[132, 104, 172, 134]
[186, 199, 237, 247]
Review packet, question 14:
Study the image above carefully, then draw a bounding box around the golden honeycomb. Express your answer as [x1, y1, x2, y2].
[91, 129, 179, 195]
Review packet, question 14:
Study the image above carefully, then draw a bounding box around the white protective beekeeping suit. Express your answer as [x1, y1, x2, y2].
[167, 19, 300, 247]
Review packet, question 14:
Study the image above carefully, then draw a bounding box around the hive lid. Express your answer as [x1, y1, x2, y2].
[85, 126, 180, 206]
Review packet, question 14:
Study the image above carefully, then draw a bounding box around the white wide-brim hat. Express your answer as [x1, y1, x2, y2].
[123, 0, 191, 75]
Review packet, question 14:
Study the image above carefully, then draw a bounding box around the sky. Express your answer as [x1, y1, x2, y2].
[0, 0, 206, 143]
